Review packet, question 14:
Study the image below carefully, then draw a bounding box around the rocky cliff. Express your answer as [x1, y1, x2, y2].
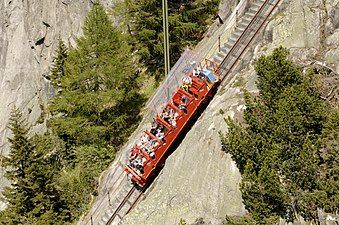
[0, 0, 112, 209]
[121, 0, 339, 224]
[0, 0, 338, 223]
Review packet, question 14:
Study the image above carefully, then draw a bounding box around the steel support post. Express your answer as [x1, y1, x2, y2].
[162, 0, 170, 76]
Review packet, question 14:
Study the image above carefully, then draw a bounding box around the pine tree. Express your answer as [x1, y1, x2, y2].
[0, 108, 38, 223]
[124, 0, 220, 78]
[317, 110, 339, 213]
[0, 108, 69, 224]
[48, 2, 144, 147]
[2, 108, 33, 180]
[255, 46, 302, 106]
[221, 47, 338, 223]
[50, 38, 68, 92]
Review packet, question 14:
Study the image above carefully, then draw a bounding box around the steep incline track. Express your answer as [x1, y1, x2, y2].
[213, 0, 283, 81]
[104, 186, 143, 225]
[82, 167, 144, 225]
[83, 0, 283, 224]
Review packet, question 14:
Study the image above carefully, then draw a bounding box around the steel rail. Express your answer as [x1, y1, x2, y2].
[218, 0, 271, 72]
[105, 186, 137, 225]
[219, 0, 282, 81]
[83, 166, 126, 225]
[125, 190, 144, 215]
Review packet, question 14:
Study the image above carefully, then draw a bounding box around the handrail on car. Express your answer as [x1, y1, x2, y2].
[144, 130, 163, 144]
[177, 88, 194, 100]
[156, 116, 173, 130]
[167, 102, 185, 116]
[125, 165, 143, 181]
[139, 148, 152, 161]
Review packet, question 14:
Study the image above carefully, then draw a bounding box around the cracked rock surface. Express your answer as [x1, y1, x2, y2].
[0, 0, 112, 209]
[0, 0, 338, 223]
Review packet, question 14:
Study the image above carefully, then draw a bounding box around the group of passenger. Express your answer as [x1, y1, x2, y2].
[160, 107, 179, 128]
[128, 104, 183, 174]
[128, 63, 207, 175]
[193, 64, 206, 80]
[127, 62, 217, 179]
[181, 63, 206, 93]
[128, 132, 160, 174]
[128, 147, 146, 174]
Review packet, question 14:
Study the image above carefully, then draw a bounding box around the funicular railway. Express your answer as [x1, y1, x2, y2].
[81, 0, 284, 224]
[123, 0, 283, 194]
[125, 60, 220, 188]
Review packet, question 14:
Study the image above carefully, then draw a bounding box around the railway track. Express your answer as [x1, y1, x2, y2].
[84, 0, 283, 224]
[213, 0, 283, 82]
[103, 186, 143, 225]
[89, 181, 144, 225]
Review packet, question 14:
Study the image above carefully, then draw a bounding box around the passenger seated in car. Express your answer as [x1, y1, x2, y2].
[151, 140, 159, 149]
[134, 155, 146, 173]
[181, 76, 192, 92]
[128, 147, 139, 162]
[169, 114, 178, 128]
[150, 121, 158, 135]
[178, 96, 189, 113]
[179, 104, 186, 112]
[140, 134, 148, 144]
[142, 136, 154, 153]
[146, 140, 158, 159]
[143, 145, 151, 153]
[183, 76, 192, 85]
[193, 65, 202, 77]
[150, 127, 156, 135]
[146, 148, 156, 159]
[157, 124, 164, 133]
[182, 83, 189, 92]
[182, 95, 188, 104]
[198, 70, 205, 80]
[193, 68, 198, 76]
[156, 131, 165, 141]
[161, 109, 171, 123]
[165, 108, 178, 128]
[131, 157, 142, 172]
[147, 136, 156, 147]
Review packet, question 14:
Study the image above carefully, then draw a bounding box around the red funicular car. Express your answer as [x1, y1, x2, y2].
[125, 60, 220, 187]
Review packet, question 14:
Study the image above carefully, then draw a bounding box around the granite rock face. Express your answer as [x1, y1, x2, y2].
[265, 0, 339, 67]
[0, 0, 338, 223]
[0, 0, 111, 209]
